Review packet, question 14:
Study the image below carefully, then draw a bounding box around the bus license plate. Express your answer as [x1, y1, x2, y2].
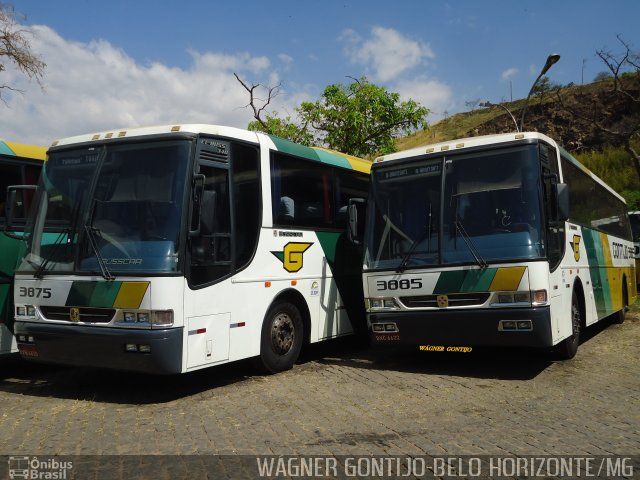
[18, 344, 39, 358]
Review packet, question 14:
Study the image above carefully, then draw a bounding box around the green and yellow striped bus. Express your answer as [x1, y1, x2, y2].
[1, 140, 46, 354]
[359, 132, 636, 359]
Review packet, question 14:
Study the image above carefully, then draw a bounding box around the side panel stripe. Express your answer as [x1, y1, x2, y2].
[113, 282, 150, 309]
[65, 281, 149, 309]
[489, 266, 527, 291]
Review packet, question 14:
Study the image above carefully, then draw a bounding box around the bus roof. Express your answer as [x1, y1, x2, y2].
[374, 131, 625, 204]
[50, 123, 371, 174]
[0, 140, 47, 161]
[374, 131, 559, 163]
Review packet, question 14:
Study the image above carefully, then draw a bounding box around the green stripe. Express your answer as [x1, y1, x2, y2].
[314, 149, 352, 170]
[268, 135, 321, 162]
[66, 281, 122, 307]
[434, 269, 497, 294]
[0, 141, 15, 156]
[268, 135, 354, 170]
[582, 229, 610, 317]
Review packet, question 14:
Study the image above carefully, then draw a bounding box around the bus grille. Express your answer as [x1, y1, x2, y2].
[400, 292, 491, 308]
[40, 306, 116, 323]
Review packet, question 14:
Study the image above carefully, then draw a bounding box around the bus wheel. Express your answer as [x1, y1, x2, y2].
[554, 291, 581, 360]
[259, 302, 303, 374]
[613, 284, 628, 324]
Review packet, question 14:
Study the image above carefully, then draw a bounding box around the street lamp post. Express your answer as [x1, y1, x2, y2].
[518, 53, 561, 132]
[479, 101, 519, 132]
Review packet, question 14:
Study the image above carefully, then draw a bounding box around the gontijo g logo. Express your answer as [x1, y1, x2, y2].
[271, 242, 313, 273]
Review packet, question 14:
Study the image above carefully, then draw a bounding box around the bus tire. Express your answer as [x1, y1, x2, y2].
[554, 290, 581, 360]
[613, 283, 628, 324]
[259, 301, 303, 374]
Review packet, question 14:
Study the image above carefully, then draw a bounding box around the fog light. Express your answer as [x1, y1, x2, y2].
[125, 343, 138, 352]
[372, 323, 384, 332]
[17, 335, 27, 342]
[123, 312, 136, 322]
[517, 321, 532, 330]
[138, 344, 151, 353]
[384, 323, 397, 331]
[501, 320, 517, 330]
[28, 336, 34, 343]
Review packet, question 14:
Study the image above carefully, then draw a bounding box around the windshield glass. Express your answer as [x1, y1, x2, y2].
[365, 144, 544, 270]
[21, 140, 191, 275]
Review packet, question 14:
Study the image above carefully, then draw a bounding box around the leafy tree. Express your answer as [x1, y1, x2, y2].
[236, 74, 430, 157]
[0, 3, 46, 101]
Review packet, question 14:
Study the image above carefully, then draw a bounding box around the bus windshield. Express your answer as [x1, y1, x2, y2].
[21, 140, 191, 276]
[365, 144, 544, 270]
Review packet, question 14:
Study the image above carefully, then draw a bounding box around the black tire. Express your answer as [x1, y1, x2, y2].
[554, 290, 581, 360]
[612, 284, 628, 325]
[259, 301, 303, 374]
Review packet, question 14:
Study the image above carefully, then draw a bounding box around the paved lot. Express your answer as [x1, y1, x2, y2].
[0, 313, 637, 465]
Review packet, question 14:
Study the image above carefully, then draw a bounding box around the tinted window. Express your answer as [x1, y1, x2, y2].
[561, 156, 631, 240]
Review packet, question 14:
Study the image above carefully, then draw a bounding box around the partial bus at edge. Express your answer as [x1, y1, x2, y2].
[357, 132, 636, 359]
[0, 140, 46, 355]
[12, 124, 370, 374]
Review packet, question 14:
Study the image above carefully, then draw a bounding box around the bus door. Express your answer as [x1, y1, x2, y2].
[184, 141, 234, 370]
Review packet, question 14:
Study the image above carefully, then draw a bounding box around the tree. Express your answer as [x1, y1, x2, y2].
[557, 35, 640, 180]
[235, 74, 430, 157]
[0, 3, 46, 101]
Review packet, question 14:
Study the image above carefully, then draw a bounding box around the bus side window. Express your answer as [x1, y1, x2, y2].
[0, 163, 24, 224]
[189, 164, 232, 287]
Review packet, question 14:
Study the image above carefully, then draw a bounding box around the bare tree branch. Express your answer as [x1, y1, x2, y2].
[0, 3, 46, 101]
[233, 72, 281, 129]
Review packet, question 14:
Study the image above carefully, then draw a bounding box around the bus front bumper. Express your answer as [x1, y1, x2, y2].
[368, 306, 552, 348]
[14, 322, 183, 374]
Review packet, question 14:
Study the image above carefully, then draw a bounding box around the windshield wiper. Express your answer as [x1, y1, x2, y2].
[454, 220, 488, 268]
[84, 224, 114, 281]
[396, 236, 424, 273]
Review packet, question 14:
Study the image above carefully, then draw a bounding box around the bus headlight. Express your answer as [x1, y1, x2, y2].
[118, 310, 173, 327]
[490, 290, 548, 307]
[366, 298, 400, 310]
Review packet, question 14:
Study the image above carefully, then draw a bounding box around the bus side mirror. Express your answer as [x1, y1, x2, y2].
[348, 198, 366, 245]
[4, 185, 36, 240]
[555, 183, 569, 221]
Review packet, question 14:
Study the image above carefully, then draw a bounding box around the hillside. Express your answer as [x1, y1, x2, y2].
[396, 74, 640, 153]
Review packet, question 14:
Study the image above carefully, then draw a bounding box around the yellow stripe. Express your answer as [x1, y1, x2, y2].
[4, 142, 47, 161]
[489, 266, 526, 291]
[113, 282, 150, 309]
[313, 147, 372, 173]
[600, 232, 622, 311]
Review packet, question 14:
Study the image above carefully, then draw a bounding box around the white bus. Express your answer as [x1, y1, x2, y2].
[12, 124, 370, 374]
[354, 132, 636, 359]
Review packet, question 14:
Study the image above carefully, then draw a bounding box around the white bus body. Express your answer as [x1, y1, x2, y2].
[361, 132, 636, 359]
[13, 124, 370, 373]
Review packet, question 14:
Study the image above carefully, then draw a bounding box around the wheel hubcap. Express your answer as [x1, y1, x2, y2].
[271, 313, 294, 355]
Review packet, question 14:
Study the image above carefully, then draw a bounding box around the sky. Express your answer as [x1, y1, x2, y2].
[2, 0, 639, 146]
